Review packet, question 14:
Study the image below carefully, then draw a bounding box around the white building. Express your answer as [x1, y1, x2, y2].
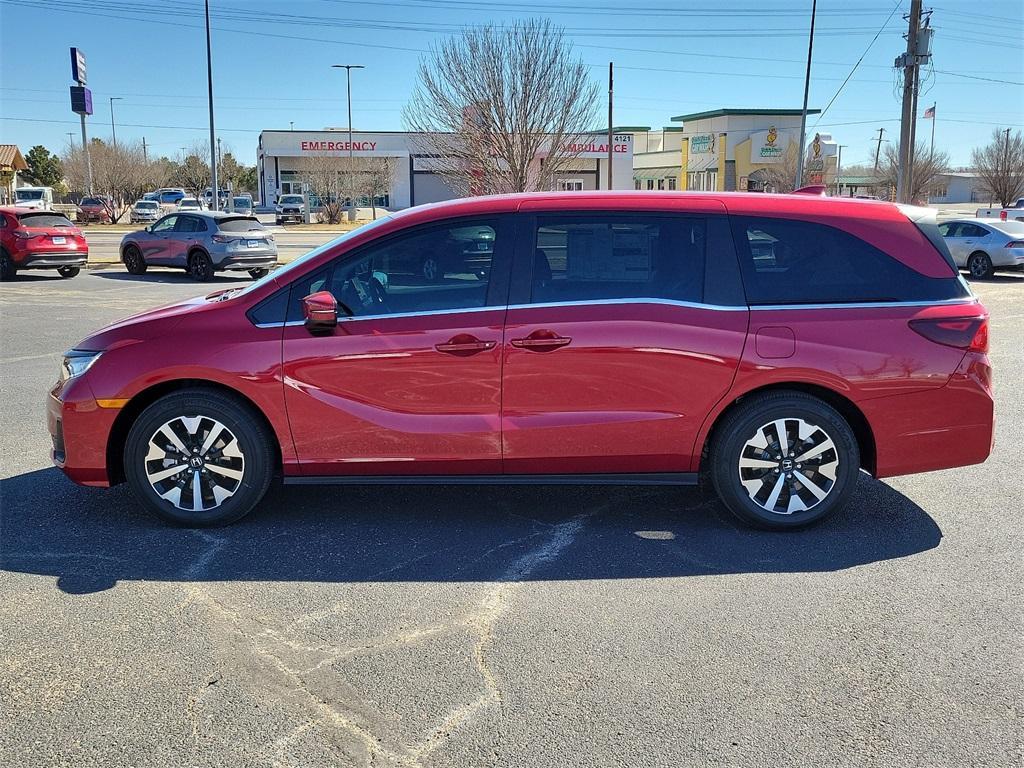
[257, 129, 635, 209]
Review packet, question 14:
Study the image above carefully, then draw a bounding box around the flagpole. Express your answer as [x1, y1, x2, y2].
[930, 103, 936, 158]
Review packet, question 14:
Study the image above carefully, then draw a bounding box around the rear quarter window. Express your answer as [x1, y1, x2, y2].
[731, 216, 969, 305]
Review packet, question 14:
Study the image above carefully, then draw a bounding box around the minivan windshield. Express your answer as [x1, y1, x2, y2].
[228, 214, 395, 300]
[218, 216, 264, 232]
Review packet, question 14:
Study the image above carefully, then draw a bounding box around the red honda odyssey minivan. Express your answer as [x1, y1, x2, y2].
[47, 192, 993, 529]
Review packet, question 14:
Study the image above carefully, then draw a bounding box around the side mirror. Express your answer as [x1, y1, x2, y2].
[302, 290, 338, 334]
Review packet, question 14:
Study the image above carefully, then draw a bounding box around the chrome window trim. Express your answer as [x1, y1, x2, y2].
[252, 296, 978, 329]
[748, 297, 978, 311]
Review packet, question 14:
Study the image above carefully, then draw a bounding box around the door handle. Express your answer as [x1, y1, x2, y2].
[435, 334, 497, 356]
[510, 330, 572, 351]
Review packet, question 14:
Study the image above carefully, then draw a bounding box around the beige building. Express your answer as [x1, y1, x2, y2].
[632, 108, 839, 193]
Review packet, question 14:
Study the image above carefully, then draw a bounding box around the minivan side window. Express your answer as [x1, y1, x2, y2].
[530, 215, 706, 304]
[285, 218, 506, 321]
[732, 216, 968, 305]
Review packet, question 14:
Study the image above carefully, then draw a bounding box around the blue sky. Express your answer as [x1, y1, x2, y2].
[1, 0, 1021, 168]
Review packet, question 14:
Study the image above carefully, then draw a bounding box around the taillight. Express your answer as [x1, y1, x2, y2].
[909, 316, 988, 353]
[12, 229, 35, 240]
[211, 234, 237, 243]
[1000, 211, 1008, 220]
[1005, 240, 1024, 248]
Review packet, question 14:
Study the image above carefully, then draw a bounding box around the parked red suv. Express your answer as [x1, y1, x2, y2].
[47, 192, 993, 529]
[77, 196, 112, 224]
[1, 207, 89, 280]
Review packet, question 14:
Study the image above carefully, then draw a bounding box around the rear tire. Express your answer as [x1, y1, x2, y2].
[188, 250, 214, 282]
[968, 251, 994, 280]
[123, 245, 147, 275]
[124, 389, 275, 526]
[709, 391, 860, 530]
[58, 266, 80, 279]
[0, 250, 16, 281]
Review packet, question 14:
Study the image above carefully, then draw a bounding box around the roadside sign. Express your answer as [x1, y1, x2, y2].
[70, 47, 87, 85]
[70, 86, 93, 116]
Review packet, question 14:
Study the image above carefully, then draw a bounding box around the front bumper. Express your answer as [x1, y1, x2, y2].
[48, 377, 118, 487]
[18, 251, 89, 269]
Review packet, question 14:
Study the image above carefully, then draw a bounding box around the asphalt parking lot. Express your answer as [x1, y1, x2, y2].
[1, 268, 1021, 767]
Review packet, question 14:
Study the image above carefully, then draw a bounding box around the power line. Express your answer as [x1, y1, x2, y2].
[810, 0, 903, 131]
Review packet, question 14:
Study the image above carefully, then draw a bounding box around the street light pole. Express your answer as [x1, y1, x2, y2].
[795, 0, 817, 189]
[332, 64, 364, 221]
[109, 97, 122, 146]
[205, 0, 218, 210]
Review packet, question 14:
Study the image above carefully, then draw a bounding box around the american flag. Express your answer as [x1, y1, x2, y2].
[923, 105, 936, 119]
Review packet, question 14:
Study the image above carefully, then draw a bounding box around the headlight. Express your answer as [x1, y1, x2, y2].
[60, 350, 103, 382]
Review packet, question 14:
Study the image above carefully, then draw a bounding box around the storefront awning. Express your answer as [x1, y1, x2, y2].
[686, 155, 718, 172]
[633, 166, 680, 178]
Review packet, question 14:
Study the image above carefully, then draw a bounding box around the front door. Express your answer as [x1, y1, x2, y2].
[142, 215, 178, 263]
[282, 216, 512, 476]
[501, 210, 748, 475]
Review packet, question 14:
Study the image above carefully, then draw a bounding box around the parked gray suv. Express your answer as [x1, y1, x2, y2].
[119, 212, 278, 281]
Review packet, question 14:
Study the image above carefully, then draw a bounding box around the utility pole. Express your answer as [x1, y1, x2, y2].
[216, 136, 222, 187]
[142, 136, 148, 163]
[607, 63, 614, 190]
[66, 132, 74, 150]
[873, 127, 886, 173]
[332, 64, 365, 221]
[896, 0, 924, 203]
[795, 0, 818, 188]
[109, 97, 122, 146]
[205, 0, 218, 210]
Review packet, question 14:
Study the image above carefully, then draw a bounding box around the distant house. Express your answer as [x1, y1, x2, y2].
[0, 145, 28, 205]
[927, 171, 987, 204]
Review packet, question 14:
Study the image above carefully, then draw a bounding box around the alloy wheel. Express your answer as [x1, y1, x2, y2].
[737, 417, 839, 516]
[144, 415, 245, 512]
[969, 253, 991, 279]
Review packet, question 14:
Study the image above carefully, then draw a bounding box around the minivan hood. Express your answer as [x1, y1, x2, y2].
[76, 294, 213, 351]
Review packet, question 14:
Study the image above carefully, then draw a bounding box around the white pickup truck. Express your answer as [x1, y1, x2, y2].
[13, 186, 54, 210]
[976, 198, 1024, 222]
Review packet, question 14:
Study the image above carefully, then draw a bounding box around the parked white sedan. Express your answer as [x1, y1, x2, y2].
[938, 218, 1024, 279]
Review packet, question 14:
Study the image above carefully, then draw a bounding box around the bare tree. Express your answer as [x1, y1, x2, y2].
[356, 156, 395, 219]
[403, 18, 600, 196]
[174, 142, 212, 200]
[882, 143, 950, 204]
[972, 128, 1024, 207]
[296, 153, 347, 224]
[62, 139, 150, 222]
[760, 145, 808, 193]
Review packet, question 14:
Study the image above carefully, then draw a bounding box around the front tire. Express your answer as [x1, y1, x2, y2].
[123, 245, 147, 275]
[57, 266, 81, 279]
[968, 251, 994, 280]
[709, 392, 860, 530]
[188, 250, 214, 281]
[124, 389, 275, 526]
